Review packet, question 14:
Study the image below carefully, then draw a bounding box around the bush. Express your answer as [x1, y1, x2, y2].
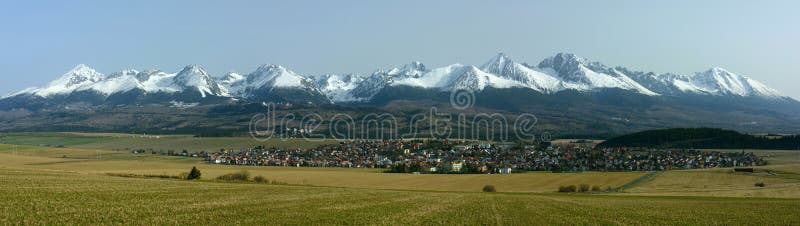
[187, 166, 201, 180]
[755, 182, 765, 187]
[579, 184, 590, 192]
[591, 185, 601, 192]
[558, 185, 577, 193]
[216, 170, 250, 181]
[253, 175, 269, 183]
[482, 185, 496, 192]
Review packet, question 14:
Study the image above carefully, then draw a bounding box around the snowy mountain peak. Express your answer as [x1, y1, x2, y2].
[537, 53, 592, 73]
[703, 67, 739, 80]
[556, 52, 586, 62]
[495, 52, 509, 58]
[59, 64, 104, 87]
[175, 65, 212, 85]
[27, 64, 106, 97]
[254, 64, 285, 72]
[481, 52, 511, 70]
[710, 66, 734, 74]
[481, 52, 515, 72]
[449, 65, 492, 91]
[217, 64, 319, 98]
[4, 53, 790, 104]
[68, 64, 100, 75]
[537, 53, 657, 95]
[445, 65, 528, 91]
[177, 65, 208, 75]
[174, 65, 226, 97]
[401, 61, 426, 72]
[705, 67, 739, 80]
[478, 53, 563, 93]
[246, 64, 307, 88]
[315, 73, 365, 102]
[386, 61, 428, 78]
[72, 63, 91, 70]
[679, 66, 781, 97]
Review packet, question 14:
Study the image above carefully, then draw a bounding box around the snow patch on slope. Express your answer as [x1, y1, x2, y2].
[88, 71, 142, 95]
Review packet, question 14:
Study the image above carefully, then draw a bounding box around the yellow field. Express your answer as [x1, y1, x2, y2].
[622, 149, 800, 198]
[0, 143, 643, 193]
[623, 169, 800, 198]
[1, 168, 798, 225]
[1, 141, 798, 196]
[1, 133, 799, 225]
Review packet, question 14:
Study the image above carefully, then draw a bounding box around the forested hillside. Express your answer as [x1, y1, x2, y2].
[597, 128, 800, 149]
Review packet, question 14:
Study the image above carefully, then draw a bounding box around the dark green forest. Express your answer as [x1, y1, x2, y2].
[597, 128, 800, 150]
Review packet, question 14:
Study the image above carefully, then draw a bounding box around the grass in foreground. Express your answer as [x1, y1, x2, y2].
[1, 168, 798, 225]
[624, 169, 800, 198]
[0, 133, 798, 225]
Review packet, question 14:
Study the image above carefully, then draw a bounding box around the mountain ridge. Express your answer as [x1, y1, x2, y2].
[3, 53, 794, 105]
[6, 53, 790, 102]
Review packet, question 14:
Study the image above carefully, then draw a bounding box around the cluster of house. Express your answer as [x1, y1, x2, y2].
[505, 147, 764, 172]
[198, 139, 765, 173]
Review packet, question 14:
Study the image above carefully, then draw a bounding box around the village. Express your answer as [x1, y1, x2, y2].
[133, 139, 766, 174]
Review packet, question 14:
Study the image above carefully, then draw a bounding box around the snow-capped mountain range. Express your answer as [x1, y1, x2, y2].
[5, 53, 789, 104]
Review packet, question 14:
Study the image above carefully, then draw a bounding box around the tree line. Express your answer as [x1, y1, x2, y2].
[597, 128, 800, 150]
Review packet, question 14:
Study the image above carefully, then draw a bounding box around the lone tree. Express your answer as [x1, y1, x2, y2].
[187, 166, 201, 180]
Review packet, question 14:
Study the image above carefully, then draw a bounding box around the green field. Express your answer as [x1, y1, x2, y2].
[0, 132, 798, 225]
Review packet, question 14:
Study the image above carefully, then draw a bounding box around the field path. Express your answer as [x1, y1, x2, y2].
[613, 171, 661, 192]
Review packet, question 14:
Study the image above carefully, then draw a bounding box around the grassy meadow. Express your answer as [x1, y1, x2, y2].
[622, 149, 800, 198]
[0, 132, 798, 225]
[0, 143, 644, 193]
[1, 168, 799, 225]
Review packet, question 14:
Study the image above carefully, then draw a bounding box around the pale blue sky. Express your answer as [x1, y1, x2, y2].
[1, 0, 798, 99]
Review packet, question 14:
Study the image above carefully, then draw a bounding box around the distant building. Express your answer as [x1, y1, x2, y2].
[451, 162, 463, 172]
[480, 165, 489, 173]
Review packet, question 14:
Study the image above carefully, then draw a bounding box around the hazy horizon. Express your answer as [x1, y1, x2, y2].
[2, 0, 798, 99]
